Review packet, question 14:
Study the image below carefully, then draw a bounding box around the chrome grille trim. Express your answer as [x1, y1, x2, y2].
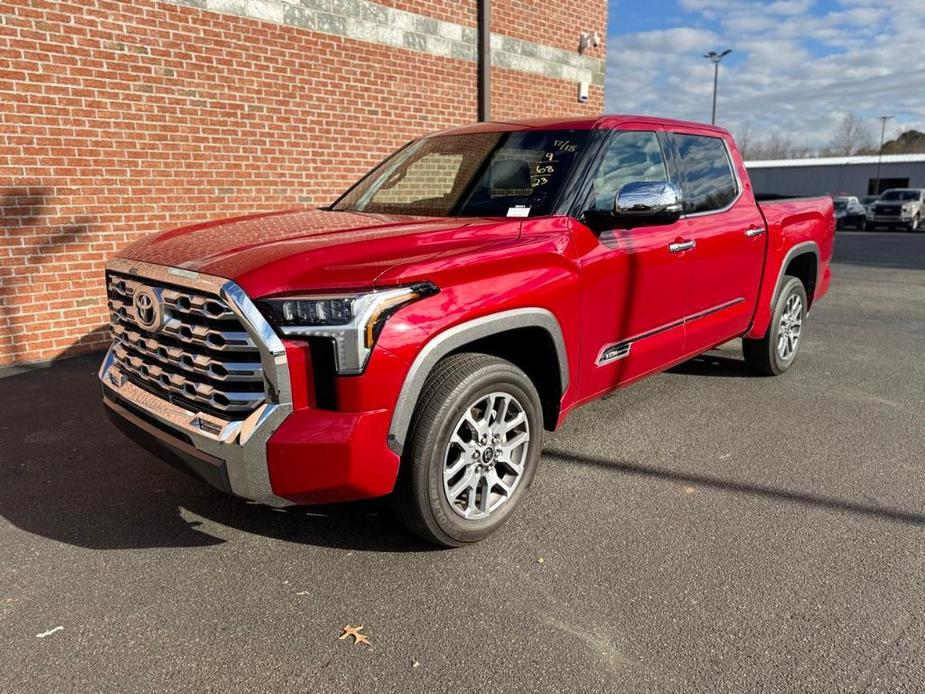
[100, 257, 294, 506]
[113, 344, 265, 413]
[108, 296, 256, 352]
[106, 272, 265, 418]
[111, 323, 264, 382]
[109, 275, 238, 321]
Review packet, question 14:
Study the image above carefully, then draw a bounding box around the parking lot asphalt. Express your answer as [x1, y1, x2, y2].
[2, 231, 924, 693]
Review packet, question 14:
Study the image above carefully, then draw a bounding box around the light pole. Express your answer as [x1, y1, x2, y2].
[704, 49, 732, 125]
[873, 115, 894, 196]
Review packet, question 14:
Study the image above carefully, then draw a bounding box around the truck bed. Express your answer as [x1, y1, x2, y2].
[745, 195, 835, 339]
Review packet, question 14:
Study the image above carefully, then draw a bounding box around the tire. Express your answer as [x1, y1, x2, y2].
[864, 221, 875, 231]
[391, 352, 544, 547]
[743, 276, 808, 376]
[911, 215, 921, 232]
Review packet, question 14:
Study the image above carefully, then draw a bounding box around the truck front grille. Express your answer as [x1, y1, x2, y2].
[107, 272, 266, 419]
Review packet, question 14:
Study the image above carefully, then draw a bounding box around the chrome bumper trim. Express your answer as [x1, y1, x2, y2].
[99, 258, 294, 506]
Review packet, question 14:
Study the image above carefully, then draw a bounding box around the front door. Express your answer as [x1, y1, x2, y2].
[571, 128, 692, 401]
[667, 131, 767, 355]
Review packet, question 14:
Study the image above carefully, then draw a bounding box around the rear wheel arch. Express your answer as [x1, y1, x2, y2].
[387, 309, 569, 456]
[777, 243, 819, 307]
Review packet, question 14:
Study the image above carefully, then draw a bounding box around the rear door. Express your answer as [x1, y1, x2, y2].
[667, 131, 766, 354]
[570, 127, 692, 400]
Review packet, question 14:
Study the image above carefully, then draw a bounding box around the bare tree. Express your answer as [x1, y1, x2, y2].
[828, 112, 874, 156]
[734, 119, 756, 160]
[748, 132, 797, 160]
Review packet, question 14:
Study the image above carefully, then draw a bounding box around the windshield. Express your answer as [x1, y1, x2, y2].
[331, 130, 589, 217]
[880, 190, 920, 201]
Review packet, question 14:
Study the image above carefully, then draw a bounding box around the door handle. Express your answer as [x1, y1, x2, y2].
[668, 240, 696, 253]
[745, 227, 766, 238]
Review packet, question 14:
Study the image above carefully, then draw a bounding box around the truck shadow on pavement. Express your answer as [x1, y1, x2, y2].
[0, 353, 434, 553]
[667, 353, 754, 378]
[2, 353, 922, 555]
[544, 448, 925, 527]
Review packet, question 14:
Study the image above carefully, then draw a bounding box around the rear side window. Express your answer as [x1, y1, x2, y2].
[670, 134, 738, 214]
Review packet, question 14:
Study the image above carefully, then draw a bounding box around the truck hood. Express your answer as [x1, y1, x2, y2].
[117, 208, 522, 296]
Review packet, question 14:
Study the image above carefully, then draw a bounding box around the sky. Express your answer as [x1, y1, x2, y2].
[605, 0, 925, 148]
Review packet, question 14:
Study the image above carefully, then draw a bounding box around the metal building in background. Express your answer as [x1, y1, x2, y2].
[747, 154, 925, 199]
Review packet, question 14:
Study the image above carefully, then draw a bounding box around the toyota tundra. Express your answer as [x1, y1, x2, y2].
[99, 116, 835, 546]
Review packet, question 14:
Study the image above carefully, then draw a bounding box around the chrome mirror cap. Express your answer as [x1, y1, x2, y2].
[613, 181, 683, 218]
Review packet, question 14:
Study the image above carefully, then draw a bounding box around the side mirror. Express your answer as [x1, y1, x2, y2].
[612, 181, 683, 226]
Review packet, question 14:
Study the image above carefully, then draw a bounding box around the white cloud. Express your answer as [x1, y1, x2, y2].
[606, 0, 925, 148]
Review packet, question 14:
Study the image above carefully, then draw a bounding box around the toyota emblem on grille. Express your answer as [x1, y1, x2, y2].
[132, 286, 164, 331]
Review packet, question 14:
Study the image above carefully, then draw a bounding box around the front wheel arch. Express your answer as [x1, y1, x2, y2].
[386, 309, 568, 457]
[446, 326, 562, 431]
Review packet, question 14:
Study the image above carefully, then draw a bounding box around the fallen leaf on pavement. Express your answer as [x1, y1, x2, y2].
[338, 624, 370, 646]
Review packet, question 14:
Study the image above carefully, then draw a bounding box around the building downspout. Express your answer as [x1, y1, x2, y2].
[477, 0, 490, 121]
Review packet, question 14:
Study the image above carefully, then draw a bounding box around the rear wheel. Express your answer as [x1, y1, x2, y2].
[391, 353, 543, 547]
[743, 276, 808, 376]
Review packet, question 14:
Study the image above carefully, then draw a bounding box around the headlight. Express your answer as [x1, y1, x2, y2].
[902, 203, 915, 213]
[258, 283, 437, 374]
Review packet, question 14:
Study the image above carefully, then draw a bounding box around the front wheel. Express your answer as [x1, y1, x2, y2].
[743, 276, 808, 376]
[391, 353, 544, 547]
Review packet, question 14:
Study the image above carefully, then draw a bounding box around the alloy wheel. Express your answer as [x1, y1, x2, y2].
[777, 293, 803, 361]
[442, 392, 530, 520]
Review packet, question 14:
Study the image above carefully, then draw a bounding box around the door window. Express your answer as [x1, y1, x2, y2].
[587, 131, 668, 212]
[670, 134, 738, 214]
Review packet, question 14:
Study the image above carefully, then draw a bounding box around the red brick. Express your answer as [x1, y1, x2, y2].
[0, 0, 606, 367]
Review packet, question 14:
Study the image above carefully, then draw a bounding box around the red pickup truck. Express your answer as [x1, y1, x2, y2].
[100, 116, 834, 546]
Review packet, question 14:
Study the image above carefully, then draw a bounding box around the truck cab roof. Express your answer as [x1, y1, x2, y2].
[432, 115, 733, 137]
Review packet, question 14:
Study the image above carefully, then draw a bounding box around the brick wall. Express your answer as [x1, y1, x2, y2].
[0, 0, 606, 367]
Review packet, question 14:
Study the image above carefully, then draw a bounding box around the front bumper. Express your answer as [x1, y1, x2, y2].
[101, 369, 398, 505]
[100, 338, 294, 506]
[99, 258, 402, 506]
[103, 386, 235, 495]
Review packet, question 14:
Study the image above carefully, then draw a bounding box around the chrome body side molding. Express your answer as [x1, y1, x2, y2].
[386, 308, 569, 456]
[594, 298, 745, 368]
[596, 342, 631, 366]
